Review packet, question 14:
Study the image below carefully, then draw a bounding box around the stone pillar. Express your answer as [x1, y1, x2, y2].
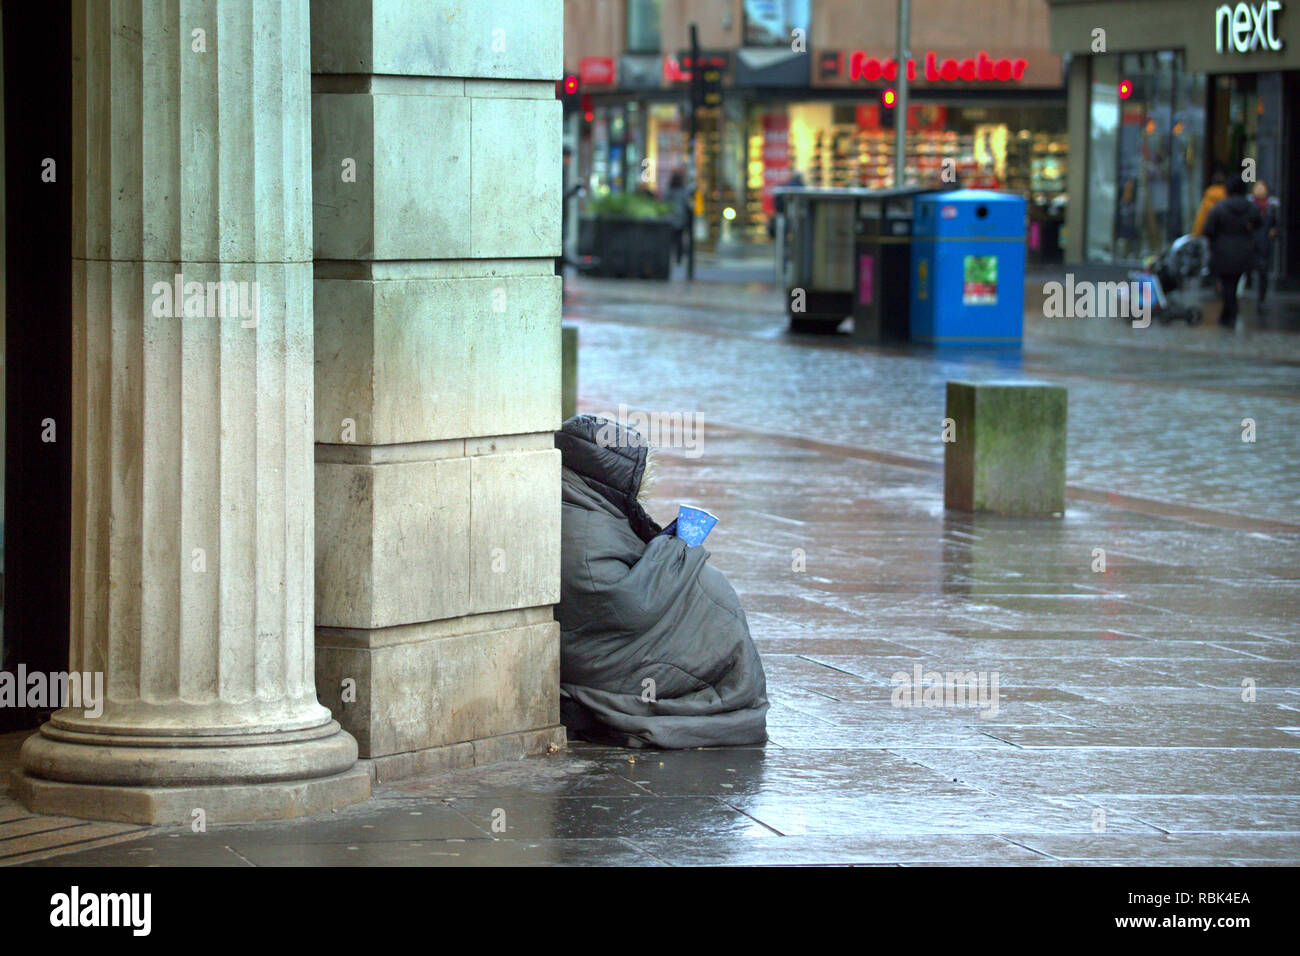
[14, 0, 369, 824]
[1063, 55, 1088, 264]
[310, 0, 565, 779]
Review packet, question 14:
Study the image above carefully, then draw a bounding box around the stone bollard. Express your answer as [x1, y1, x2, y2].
[944, 380, 1067, 515]
[562, 324, 578, 421]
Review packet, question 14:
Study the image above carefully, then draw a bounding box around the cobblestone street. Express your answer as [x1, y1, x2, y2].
[12, 275, 1297, 867]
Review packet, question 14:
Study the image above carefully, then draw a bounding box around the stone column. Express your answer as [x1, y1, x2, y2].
[310, 0, 565, 779]
[14, 0, 369, 824]
[1063, 54, 1088, 264]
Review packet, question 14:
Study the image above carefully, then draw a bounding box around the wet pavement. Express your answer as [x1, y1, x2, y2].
[10, 274, 1300, 866]
[564, 273, 1300, 527]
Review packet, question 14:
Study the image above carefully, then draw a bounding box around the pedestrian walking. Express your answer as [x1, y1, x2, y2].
[1202, 175, 1263, 329]
[662, 170, 692, 267]
[1250, 180, 1281, 316]
[1192, 166, 1228, 237]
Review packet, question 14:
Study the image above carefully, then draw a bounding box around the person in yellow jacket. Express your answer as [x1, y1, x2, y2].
[1192, 168, 1228, 236]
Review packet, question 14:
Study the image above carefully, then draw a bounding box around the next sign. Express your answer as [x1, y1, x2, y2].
[1215, 1, 1285, 53]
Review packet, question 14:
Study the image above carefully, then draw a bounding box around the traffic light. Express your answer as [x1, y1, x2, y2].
[1118, 79, 1132, 100]
[558, 73, 581, 113]
[698, 63, 723, 108]
[881, 88, 897, 124]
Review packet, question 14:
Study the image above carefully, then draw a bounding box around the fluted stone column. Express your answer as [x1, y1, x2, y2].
[14, 0, 370, 824]
[310, 0, 565, 779]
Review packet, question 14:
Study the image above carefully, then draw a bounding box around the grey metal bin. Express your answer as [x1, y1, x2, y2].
[773, 187, 861, 333]
[851, 185, 936, 343]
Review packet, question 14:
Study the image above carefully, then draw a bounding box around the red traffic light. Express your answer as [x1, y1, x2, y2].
[564, 75, 579, 95]
[583, 110, 594, 123]
[1118, 80, 1132, 99]
[882, 88, 897, 108]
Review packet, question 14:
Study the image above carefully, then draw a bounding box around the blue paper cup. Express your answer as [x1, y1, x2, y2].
[675, 505, 718, 546]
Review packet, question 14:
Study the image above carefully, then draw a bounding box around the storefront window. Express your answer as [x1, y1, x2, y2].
[1172, 68, 1208, 243]
[743, 0, 810, 47]
[737, 100, 1065, 246]
[744, 105, 791, 240]
[719, 98, 746, 238]
[647, 103, 686, 195]
[1211, 72, 1282, 185]
[624, 101, 643, 192]
[779, 101, 1065, 195]
[1088, 51, 1205, 264]
[626, 0, 661, 54]
[590, 108, 610, 195]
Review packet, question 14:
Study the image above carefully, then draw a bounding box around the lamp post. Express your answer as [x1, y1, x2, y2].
[687, 23, 699, 281]
[894, 0, 910, 187]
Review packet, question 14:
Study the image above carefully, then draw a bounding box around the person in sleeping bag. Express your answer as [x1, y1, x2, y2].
[553, 414, 768, 749]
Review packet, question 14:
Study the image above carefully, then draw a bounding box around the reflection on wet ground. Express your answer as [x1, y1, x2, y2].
[17, 279, 1300, 866]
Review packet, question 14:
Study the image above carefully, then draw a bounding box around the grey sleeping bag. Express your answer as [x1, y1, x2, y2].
[554, 415, 769, 749]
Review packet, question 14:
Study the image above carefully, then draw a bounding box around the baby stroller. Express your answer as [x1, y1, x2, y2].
[1127, 234, 1208, 325]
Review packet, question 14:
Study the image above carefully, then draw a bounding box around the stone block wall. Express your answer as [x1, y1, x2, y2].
[309, 0, 565, 779]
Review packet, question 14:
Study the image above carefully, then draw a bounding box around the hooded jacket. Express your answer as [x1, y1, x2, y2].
[1203, 194, 1263, 276]
[554, 415, 769, 749]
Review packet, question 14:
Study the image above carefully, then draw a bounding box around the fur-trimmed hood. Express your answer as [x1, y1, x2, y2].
[555, 414, 662, 542]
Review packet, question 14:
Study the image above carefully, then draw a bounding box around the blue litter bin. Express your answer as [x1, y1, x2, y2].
[909, 190, 1026, 346]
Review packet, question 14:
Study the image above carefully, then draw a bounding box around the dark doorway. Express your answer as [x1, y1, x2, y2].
[1, 1, 72, 732]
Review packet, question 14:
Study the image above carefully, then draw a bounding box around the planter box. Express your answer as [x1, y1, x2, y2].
[577, 216, 674, 280]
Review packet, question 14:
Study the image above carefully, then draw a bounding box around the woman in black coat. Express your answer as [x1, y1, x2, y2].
[1202, 176, 1263, 329]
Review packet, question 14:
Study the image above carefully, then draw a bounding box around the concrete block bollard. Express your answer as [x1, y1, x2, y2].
[944, 380, 1067, 515]
[562, 324, 578, 421]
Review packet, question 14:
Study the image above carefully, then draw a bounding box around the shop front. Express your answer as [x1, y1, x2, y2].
[737, 47, 1068, 251]
[583, 51, 741, 251]
[571, 25, 1068, 255]
[1049, 0, 1300, 281]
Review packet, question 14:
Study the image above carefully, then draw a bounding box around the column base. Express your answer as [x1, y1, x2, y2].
[20, 717, 361, 787]
[11, 764, 371, 825]
[15, 717, 372, 824]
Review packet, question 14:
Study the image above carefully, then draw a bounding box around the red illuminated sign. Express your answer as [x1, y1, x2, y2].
[663, 51, 730, 83]
[578, 56, 615, 86]
[664, 56, 689, 83]
[818, 50, 843, 79]
[847, 50, 1028, 83]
